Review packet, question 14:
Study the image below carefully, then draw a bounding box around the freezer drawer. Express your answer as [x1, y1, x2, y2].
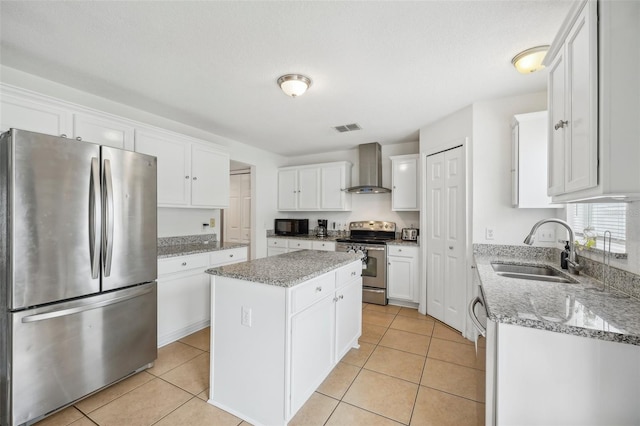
[7, 283, 157, 426]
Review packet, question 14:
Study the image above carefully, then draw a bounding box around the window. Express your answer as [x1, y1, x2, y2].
[568, 203, 627, 252]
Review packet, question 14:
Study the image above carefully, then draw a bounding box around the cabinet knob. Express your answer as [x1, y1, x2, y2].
[76, 136, 82, 141]
[185, 175, 190, 179]
[182, 262, 187, 266]
[316, 286, 322, 292]
[449, 246, 454, 250]
[339, 294, 344, 300]
[193, 176, 198, 180]
[398, 249, 402, 252]
[60, 134, 67, 138]
[229, 254, 234, 257]
[333, 297, 339, 302]
[554, 120, 568, 130]
[351, 271, 356, 276]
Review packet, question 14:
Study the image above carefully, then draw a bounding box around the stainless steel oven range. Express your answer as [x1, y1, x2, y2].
[336, 221, 396, 305]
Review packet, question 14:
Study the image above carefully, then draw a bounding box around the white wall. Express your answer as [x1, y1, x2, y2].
[282, 142, 420, 231]
[471, 91, 562, 246]
[1, 66, 283, 258]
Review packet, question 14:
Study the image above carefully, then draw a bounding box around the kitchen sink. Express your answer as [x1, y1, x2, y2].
[491, 262, 577, 284]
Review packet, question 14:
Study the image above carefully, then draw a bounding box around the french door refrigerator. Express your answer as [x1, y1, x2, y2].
[0, 129, 158, 426]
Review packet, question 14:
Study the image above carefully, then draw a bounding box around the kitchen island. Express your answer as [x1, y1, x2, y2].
[205, 250, 363, 426]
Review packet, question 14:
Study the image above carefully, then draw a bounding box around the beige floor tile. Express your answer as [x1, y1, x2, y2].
[366, 304, 401, 315]
[155, 397, 241, 426]
[341, 341, 376, 367]
[75, 371, 154, 414]
[360, 322, 388, 344]
[317, 362, 361, 399]
[68, 417, 96, 426]
[161, 352, 210, 395]
[362, 310, 396, 328]
[432, 322, 473, 346]
[35, 406, 84, 426]
[396, 307, 434, 321]
[364, 346, 425, 384]
[289, 392, 339, 426]
[179, 326, 211, 351]
[343, 369, 418, 424]
[410, 386, 485, 426]
[147, 341, 204, 377]
[422, 358, 485, 402]
[428, 338, 485, 370]
[87, 378, 191, 426]
[326, 402, 403, 426]
[390, 315, 435, 335]
[379, 328, 431, 356]
[239, 422, 253, 426]
[197, 389, 209, 401]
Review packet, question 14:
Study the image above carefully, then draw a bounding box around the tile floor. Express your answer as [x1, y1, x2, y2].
[35, 304, 485, 426]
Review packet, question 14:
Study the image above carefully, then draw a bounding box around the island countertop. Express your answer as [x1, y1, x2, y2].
[206, 249, 362, 287]
[158, 241, 248, 259]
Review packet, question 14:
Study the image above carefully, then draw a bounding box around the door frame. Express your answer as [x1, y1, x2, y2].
[419, 137, 474, 339]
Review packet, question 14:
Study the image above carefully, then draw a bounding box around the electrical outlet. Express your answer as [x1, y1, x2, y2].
[485, 227, 495, 240]
[241, 306, 252, 327]
[210, 218, 215, 227]
[538, 227, 556, 242]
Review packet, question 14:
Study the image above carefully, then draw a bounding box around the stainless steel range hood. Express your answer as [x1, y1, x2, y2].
[346, 142, 392, 194]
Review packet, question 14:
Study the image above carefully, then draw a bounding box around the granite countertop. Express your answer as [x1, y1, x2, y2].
[158, 241, 249, 259]
[475, 255, 640, 346]
[206, 250, 363, 287]
[386, 239, 420, 247]
[267, 234, 419, 246]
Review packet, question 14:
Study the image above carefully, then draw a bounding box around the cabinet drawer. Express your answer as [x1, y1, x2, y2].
[287, 239, 312, 250]
[267, 238, 287, 248]
[210, 247, 247, 266]
[312, 241, 335, 251]
[158, 254, 209, 276]
[336, 261, 362, 288]
[290, 273, 335, 314]
[387, 245, 418, 258]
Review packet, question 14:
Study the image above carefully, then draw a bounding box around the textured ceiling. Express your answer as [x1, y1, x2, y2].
[0, 1, 572, 156]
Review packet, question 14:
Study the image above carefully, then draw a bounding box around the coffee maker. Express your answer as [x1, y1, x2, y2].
[316, 219, 328, 238]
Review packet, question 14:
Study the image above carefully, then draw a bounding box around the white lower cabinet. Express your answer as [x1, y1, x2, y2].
[157, 247, 247, 347]
[312, 240, 336, 252]
[387, 245, 419, 304]
[209, 260, 362, 426]
[267, 237, 336, 256]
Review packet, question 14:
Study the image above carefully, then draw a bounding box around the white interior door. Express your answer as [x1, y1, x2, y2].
[240, 173, 252, 244]
[426, 146, 466, 331]
[226, 174, 242, 241]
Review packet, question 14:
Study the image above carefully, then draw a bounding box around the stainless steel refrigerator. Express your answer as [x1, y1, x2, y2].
[0, 129, 158, 426]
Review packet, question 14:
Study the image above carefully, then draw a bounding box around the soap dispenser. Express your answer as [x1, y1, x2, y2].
[560, 241, 570, 269]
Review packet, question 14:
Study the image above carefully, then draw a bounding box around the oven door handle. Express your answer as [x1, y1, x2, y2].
[468, 296, 486, 337]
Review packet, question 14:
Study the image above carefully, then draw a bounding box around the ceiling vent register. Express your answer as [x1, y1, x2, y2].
[333, 123, 362, 133]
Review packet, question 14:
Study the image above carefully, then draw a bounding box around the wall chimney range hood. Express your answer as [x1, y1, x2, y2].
[346, 142, 392, 194]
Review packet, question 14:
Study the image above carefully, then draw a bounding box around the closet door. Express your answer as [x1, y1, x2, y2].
[426, 146, 466, 331]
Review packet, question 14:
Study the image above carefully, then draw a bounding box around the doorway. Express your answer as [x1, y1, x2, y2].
[223, 160, 252, 258]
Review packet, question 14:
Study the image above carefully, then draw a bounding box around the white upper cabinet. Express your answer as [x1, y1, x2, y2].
[278, 162, 352, 211]
[512, 111, 559, 208]
[0, 87, 72, 136]
[390, 154, 419, 211]
[545, 0, 640, 202]
[135, 127, 229, 208]
[72, 113, 135, 150]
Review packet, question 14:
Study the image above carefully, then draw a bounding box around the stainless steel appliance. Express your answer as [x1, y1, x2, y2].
[316, 219, 328, 238]
[401, 226, 419, 241]
[274, 218, 309, 236]
[336, 221, 396, 305]
[0, 129, 158, 426]
[345, 143, 392, 194]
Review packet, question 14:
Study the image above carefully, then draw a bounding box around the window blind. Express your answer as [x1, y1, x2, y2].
[569, 203, 626, 244]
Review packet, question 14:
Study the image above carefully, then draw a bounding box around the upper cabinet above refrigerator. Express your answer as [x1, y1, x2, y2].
[544, 0, 640, 203]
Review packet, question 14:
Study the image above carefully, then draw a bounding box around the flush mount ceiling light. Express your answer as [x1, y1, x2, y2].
[511, 45, 550, 74]
[277, 74, 312, 97]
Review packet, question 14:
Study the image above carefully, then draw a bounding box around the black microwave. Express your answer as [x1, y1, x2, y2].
[275, 219, 309, 236]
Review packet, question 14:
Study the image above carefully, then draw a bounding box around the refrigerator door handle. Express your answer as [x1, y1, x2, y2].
[89, 157, 101, 279]
[21, 285, 154, 323]
[103, 158, 115, 277]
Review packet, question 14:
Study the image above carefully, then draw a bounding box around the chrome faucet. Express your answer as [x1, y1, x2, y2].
[523, 218, 583, 275]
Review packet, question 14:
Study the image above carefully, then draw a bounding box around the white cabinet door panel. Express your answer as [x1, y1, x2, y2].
[278, 169, 298, 210]
[191, 144, 229, 207]
[297, 168, 320, 210]
[335, 279, 362, 360]
[73, 113, 135, 150]
[1, 92, 72, 137]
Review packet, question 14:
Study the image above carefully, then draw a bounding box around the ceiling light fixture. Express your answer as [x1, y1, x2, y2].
[511, 46, 549, 74]
[277, 74, 312, 97]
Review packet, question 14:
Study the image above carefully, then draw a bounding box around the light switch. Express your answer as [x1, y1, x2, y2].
[485, 228, 495, 240]
[241, 306, 252, 327]
[210, 218, 215, 227]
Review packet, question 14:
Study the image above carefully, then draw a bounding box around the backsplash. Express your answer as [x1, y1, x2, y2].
[474, 244, 640, 299]
[158, 233, 217, 247]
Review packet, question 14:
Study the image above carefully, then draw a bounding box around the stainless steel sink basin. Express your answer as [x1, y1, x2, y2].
[491, 262, 577, 284]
